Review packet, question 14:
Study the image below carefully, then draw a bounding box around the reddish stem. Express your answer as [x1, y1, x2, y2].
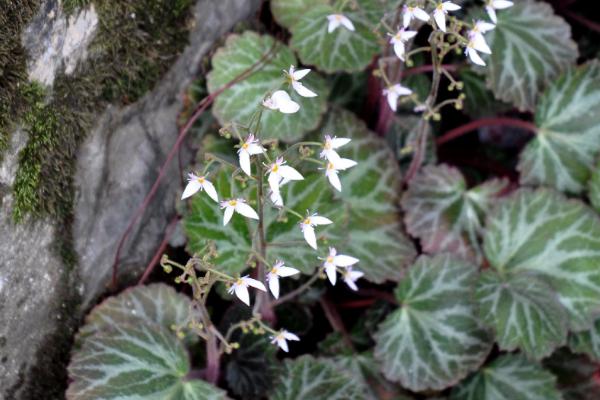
[111, 44, 276, 289]
[564, 10, 600, 33]
[137, 216, 179, 285]
[204, 333, 220, 384]
[319, 296, 354, 351]
[436, 117, 538, 146]
[400, 64, 458, 78]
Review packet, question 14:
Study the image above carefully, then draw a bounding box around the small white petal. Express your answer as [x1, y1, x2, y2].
[492, 0, 513, 10]
[292, 68, 311, 80]
[476, 21, 496, 33]
[340, 16, 355, 31]
[277, 336, 289, 352]
[234, 284, 250, 306]
[386, 91, 399, 112]
[334, 254, 359, 267]
[277, 266, 300, 277]
[271, 90, 300, 114]
[327, 18, 340, 33]
[235, 201, 259, 220]
[181, 180, 202, 200]
[442, 2, 461, 11]
[345, 277, 359, 291]
[486, 6, 497, 23]
[201, 180, 219, 203]
[311, 216, 333, 225]
[433, 10, 446, 32]
[270, 189, 283, 207]
[402, 12, 411, 28]
[268, 172, 282, 195]
[471, 34, 491, 54]
[333, 158, 357, 170]
[414, 7, 430, 22]
[292, 81, 317, 97]
[247, 143, 265, 155]
[244, 277, 267, 291]
[466, 47, 486, 66]
[302, 224, 317, 249]
[279, 165, 304, 181]
[325, 264, 337, 285]
[327, 170, 342, 192]
[393, 41, 406, 60]
[223, 206, 234, 226]
[239, 151, 251, 176]
[269, 276, 280, 298]
[403, 30, 418, 40]
[330, 137, 351, 149]
[283, 331, 300, 341]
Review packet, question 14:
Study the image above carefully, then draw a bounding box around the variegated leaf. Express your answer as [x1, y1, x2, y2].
[483, 188, 600, 331]
[270, 355, 366, 400]
[476, 270, 568, 359]
[450, 354, 561, 400]
[569, 318, 600, 363]
[519, 61, 600, 193]
[77, 283, 196, 347]
[401, 164, 508, 262]
[207, 31, 328, 142]
[67, 322, 229, 400]
[484, 0, 578, 110]
[588, 161, 600, 213]
[289, 0, 380, 72]
[270, 0, 324, 29]
[373, 254, 492, 391]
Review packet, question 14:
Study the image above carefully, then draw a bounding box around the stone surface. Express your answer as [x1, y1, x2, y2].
[0, 0, 260, 398]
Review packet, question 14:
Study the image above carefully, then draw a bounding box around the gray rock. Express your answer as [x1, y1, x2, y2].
[0, 0, 260, 398]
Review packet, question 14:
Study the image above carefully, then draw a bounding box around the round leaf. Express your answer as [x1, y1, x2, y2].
[207, 31, 328, 142]
[290, 1, 380, 72]
[270, 355, 366, 400]
[484, 0, 578, 110]
[373, 254, 492, 391]
[476, 270, 568, 359]
[450, 354, 561, 400]
[271, 0, 325, 29]
[67, 322, 229, 400]
[519, 61, 600, 193]
[483, 187, 600, 331]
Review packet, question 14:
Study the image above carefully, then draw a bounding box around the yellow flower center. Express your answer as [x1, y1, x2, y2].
[236, 278, 243, 285]
[271, 266, 279, 274]
[229, 200, 237, 206]
[326, 256, 334, 263]
[437, 4, 443, 11]
[242, 143, 249, 150]
[335, 14, 343, 21]
[327, 162, 334, 171]
[324, 141, 332, 150]
[272, 164, 279, 173]
[303, 218, 311, 225]
[197, 177, 205, 184]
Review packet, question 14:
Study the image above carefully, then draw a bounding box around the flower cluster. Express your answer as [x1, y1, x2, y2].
[181, 67, 365, 352]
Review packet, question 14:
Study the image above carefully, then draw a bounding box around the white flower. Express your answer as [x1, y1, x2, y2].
[300, 213, 333, 249]
[465, 32, 491, 66]
[389, 28, 417, 61]
[327, 14, 355, 33]
[342, 267, 364, 291]
[262, 90, 300, 114]
[270, 329, 300, 352]
[485, 0, 513, 24]
[320, 134, 351, 165]
[383, 84, 412, 112]
[220, 198, 259, 225]
[402, 5, 429, 28]
[228, 275, 267, 306]
[269, 187, 284, 208]
[321, 247, 359, 285]
[181, 173, 218, 202]
[267, 157, 304, 199]
[432, 1, 461, 32]
[238, 134, 265, 176]
[324, 159, 356, 192]
[266, 260, 300, 299]
[285, 65, 317, 98]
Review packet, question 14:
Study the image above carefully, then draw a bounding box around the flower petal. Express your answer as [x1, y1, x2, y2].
[403, 30, 418, 40]
[278, 266, 300, 277]
[181, 179, 202, 200]
[269, 276, 280, 298]
[302, 224, 317, 249]
[223, 206, 234, 226]
[247, 143, 265, 155]
[467, 47, 486, 66]
[201, 180, 219, 203]
[311, 216, 333, 225]
[433, 10, 446, 32]
[279, 165, 304, 181]
[292, 81, 317, 97]
[325, 264, 337, 285]
[292, 68, 311, 80]
[414, 7, 430, 22]
[327, 17, 340, 33]
[283, 331, 300, 341]
[334, 254, 359, 267]
[386, 91, 399, 112]
[340, 16, 355, 31]
[327, 170, 342, 192]
[245, 277, 267, 291]
[393, 41, 405, 60]
[235, 202, 260, 220]
[333, 158, 357, 170]
[330, 137, 351, 149]
[234, 284, 250, 306]
[277, 337, 289, 352]
[493, 0, 513, 9]
[344, 277, 359, 291]
[442, 2, 461, 11]
[239, 150, 251, 176]
[486, 6, 497, 23]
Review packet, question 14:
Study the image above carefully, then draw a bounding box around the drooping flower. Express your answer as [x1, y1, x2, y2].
[389, 28, 418, 61]
[267, 157, 304, 199]
[300, 213, 333, 249]
[220, 198, 259, 226]
[432, 1, 461, 32]
[320, 247, 359, 285]
[465, 31, 492, 66]
[262, 90, 300, 114]
[327, 14, 355, 33]
[238, 134, 265, 176]
[320, 134, 351, 165]
[402, 5, 429, 28]
[485, 0, 513, 24]
[270, 329, 300, 352]
[342, 267, 364, 291]
[228, 275, 267, 306]
[266, 260, 300, 299]
[324, 159, 356, 192]
[181, 173, 218, 202]
[383, 84, 413, 112]
[285, 65, 317, 98]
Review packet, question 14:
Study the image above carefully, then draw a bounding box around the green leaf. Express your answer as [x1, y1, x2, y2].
[483, 187, 600, 331]
[386, 116, 436, 176]
[373, 254, 492, 391]
[207, 31, 329, 142]
[475, 270, 568, 359]
[519, 61, 600, 193]
[459, 70, 510, 118]
[484, 0, 578, 110]
[401, 164, 508, 262]
[450, 354, 561, 400]
[569, 318, 600, 363]
[76, 283, 197, 347]
[270, 0, 325, 29]
[588, 161, 600, 213]
[270, 355, 366, 400]
[67, 322, 229, 400]
[289, 0, 380, 72]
